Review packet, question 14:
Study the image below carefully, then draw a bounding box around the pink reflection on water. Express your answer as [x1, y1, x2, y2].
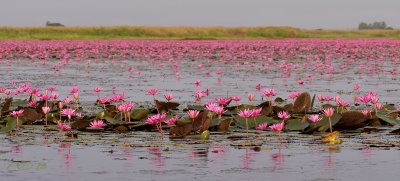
[147, 147, 165, 168]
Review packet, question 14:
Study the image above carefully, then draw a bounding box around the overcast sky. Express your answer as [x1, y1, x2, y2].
[0, 0, 398, 29]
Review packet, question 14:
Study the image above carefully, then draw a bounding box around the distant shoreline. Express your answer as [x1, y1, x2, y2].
[0, 26, 399, 40]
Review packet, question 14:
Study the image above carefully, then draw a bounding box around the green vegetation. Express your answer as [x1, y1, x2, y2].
[0, 26, 400, 40]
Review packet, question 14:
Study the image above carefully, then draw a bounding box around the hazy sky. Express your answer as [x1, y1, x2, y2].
[1, 0, 399, 29]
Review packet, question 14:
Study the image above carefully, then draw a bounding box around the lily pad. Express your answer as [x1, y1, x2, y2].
[376, 112, 400, 126]
[130, 108, 150, 120]
[284, 117, 309, 131]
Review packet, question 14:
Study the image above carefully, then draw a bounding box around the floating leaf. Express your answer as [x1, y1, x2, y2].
[130, 109, 150, 120]
[376, 111, 400, 126]
[22, 107, 42, 123]
[284, 117, 309, 131]
[317, 113, 342, 132]
[169, 124, 193, 138]
[200, 130, 210, 139]
[1, 97, 12, 116]
[292, 92, 311, 114]
[274, 97, 285, 104]
[0, 117, 16, 132]
[155, 100, 179, 113]
[218, 118, 232, 132]
[334, 111, 367, 130]
[104, 116, 123, 125]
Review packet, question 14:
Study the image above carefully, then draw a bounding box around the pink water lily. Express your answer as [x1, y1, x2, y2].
[10, 109, 24, 130]
[323, 107, 335, 132]
[89, 120, 105, 128]
[57, 121, 71, 131]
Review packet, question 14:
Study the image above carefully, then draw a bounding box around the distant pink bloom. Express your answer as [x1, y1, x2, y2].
[288, 92, 302, 100]
[255, 83, 261, 91]
[323, 96, 333, 101]
[64, 97, 72, 104]
[57, 121, 71, 131]
[277, 111, 291, 120]
[298, 80, 304, 85]
[27, 101, 38, 107]
[40, 94, 51, 101]
[251, 108, 262, 118]
[238, 109, 253, 118]
[47, 86, 56, 92]
[375, 103, 384, 110]
[187, 110, 200, 119]
[205, 102, 218, 112]
[10, 110, 24, 117]
[230, 96, 241, 102]
[359, 95, 370, 104]
[216, 68, 222, 75]
[215, 97, 231, 106]
[164, 93, 174, 102]
[146, 113, 166, 125]
[248, 93, 255, 101]
[61, 108, 75, 120]
[94, 87, 102, 93]
[361, 110, 371, 117]
[317, 95, 324, 102]
[353, 84, 360, 91]
[69, 86, 79, 94]
[269, 121, 284, 132]
[52, 92, 59, 100]
[147, 88, 159, 95]
[370, 96, 379, 104]
[194, 80, 201, 87]
[256, 123, 268, 130]
[261, 89, 277, 98]
[42, 106, 50, 114]
[212, 106, 225, 118]
[129, 67, 135, 73]
[164, 115, 179, 125]
[89, 120, 105, 128]
[195, 90, 204, 101]
[323, 107, 335, 117]
[308, 115, 321, 123]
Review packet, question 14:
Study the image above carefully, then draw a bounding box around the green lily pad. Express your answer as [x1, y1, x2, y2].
[130, 109, 150, 120]
[316, 113, 342, 132]
[186, 105, 205, 111]
[0, 117, 17, 132]
[376, 112, 400, 126]
[285, 117, 309, 131]
[200, 130, 210, 139]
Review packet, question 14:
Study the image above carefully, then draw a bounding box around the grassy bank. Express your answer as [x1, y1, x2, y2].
[0, 26, 400, 40]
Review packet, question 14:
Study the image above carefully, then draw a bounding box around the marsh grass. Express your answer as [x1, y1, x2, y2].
[0, 26, 399, 40]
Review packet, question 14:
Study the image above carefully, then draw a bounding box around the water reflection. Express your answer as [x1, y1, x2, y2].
[147, 147, 165, 168]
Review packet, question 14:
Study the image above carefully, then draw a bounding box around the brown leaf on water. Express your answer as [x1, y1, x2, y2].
[218, 118, 232, 132]
[22, 107, 42, 123]
[155, 100, 180, 113]
[292, 92, 311, 114]
[71, 120, 91, 130]
[258, 101, 271, 108]
[34, 100, 46, 115]
[1, 97, 12, 116]
[113, 125, 128, 133]
[105, 105, 117, 118]
[192, 111, 208, 132]
[282, 103, 294, 112]
[169, 124, 193, 138]
[200, 114, 212, 132]
[261, 106, 273, 116]
[334, 111, 367, 130]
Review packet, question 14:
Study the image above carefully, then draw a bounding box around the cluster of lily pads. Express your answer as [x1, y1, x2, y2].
[1, 82, 399, 145]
